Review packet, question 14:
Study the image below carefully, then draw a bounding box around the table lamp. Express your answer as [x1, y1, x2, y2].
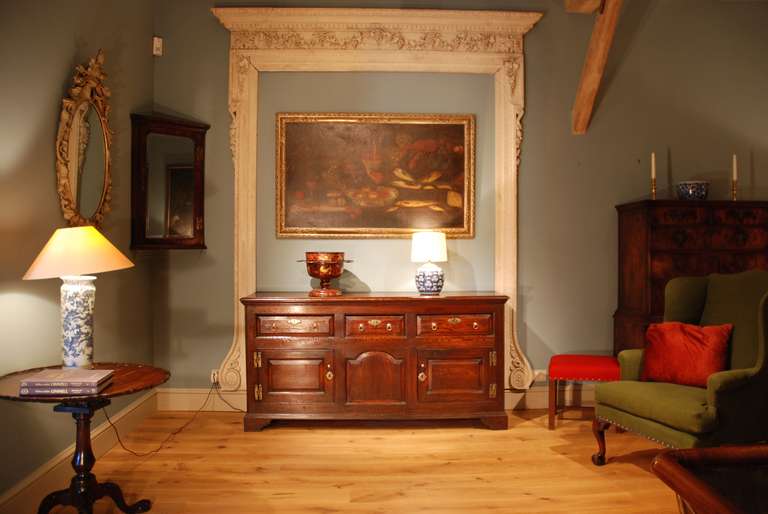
[23, 226, 134, 368]
[411, 231, 447, 295]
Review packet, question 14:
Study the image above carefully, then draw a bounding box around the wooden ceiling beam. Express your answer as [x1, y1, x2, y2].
[565, 0, 602, 14]
[571, 0, 622, 134]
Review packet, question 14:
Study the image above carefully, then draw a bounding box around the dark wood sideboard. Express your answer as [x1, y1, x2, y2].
[614, 200, 768, 353]
[241, 292, 509, 430]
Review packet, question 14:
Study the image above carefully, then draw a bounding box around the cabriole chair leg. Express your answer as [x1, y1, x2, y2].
[591, 417, 611, 466]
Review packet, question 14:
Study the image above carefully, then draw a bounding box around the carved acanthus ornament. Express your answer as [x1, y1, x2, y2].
[231, 28, 523, 54]
[55, 49, 113, 227]
[228, 56, 254, 164]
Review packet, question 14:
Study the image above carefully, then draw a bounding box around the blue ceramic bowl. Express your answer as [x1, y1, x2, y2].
[675, 181, 709, 201]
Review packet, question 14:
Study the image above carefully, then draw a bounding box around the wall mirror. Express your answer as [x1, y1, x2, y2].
[55, 49, 112, 226]
[130, 113, 209, 249]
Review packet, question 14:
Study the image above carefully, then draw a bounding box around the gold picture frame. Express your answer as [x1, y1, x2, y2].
[276, 112, 475, 239]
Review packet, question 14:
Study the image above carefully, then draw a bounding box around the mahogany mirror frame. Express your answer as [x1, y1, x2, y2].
[130, 113, 209, 250]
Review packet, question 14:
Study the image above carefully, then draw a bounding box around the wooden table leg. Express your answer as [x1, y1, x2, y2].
[38, 400, 151, 514]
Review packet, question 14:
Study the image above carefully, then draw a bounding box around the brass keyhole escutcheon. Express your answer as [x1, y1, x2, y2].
[418, 372, 427, 382]
[325, 363, 334, 381]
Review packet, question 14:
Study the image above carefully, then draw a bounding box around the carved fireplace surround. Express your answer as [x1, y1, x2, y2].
[212, 7, 542, 404]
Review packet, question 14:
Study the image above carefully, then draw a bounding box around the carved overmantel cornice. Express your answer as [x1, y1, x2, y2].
[213, 7, 540, 47]
[213, 7, 541, 401]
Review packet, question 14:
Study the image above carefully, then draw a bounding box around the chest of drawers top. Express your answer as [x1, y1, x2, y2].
[241, 292, 508, 304]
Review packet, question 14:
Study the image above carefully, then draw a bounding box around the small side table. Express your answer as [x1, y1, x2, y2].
[0, 363, 170, 514]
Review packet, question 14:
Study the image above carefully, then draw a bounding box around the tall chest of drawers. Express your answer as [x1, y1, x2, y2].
[614, 200, 768, 353]
[241, 292, 509, 430]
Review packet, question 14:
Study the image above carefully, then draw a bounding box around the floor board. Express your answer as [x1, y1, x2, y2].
[53, 409, 678, 513]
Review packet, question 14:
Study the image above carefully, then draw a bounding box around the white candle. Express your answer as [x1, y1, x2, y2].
[732, 154, 738, 181]
[651, 152, 656, 180]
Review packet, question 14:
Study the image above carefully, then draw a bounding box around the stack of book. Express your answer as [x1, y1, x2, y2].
[19, 368, 114, 396]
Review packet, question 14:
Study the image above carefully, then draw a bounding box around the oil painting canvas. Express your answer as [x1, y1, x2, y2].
[276, 113, 475, 238]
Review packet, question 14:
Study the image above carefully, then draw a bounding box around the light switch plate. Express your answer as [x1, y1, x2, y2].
[152, 36, 163, 57]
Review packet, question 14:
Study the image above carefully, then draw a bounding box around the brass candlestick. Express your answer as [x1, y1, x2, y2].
[651, 177, 657, 200]
[731, 179, 738, 201]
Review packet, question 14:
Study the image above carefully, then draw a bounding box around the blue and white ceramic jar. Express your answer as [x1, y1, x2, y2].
[415, 265, 444, 295]
[60, 276, 96, 368]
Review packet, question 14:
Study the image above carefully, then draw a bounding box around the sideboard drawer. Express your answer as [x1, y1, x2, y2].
[712, 207, 768, 226]
[345, 316, 404, 337]
[651, 227, 707, 250]
[417, 314, 492, 336]
[709, 227, 768, 250]
[650, 206, 706, 225]
[257, 315, 333, 336]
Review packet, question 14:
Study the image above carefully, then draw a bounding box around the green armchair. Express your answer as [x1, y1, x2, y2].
[592, 270, 768, 465]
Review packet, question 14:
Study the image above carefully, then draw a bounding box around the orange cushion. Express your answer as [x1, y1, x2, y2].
[641, 322, 733, 388]
[549, 354, 620, 381]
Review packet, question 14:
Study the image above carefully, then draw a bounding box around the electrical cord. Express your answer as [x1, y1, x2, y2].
[102, 380, 243, 458]
[214, 381, 245, 413]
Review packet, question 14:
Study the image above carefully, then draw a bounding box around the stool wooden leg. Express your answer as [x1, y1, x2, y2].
[548, 378, 557, 430]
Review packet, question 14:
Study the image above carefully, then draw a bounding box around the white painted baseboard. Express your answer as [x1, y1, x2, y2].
[156, 387, 246, 412]
[0, 391, 157, 514]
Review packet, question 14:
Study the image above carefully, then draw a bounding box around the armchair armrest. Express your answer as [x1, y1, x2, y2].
[618, 349, 644, 381]
[706, 368, 755, 406]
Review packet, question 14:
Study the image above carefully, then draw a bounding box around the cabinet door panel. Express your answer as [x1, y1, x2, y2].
[416, 349, 494, 403]
[345, 350, 406, 405]
[257, 349, 334, 403]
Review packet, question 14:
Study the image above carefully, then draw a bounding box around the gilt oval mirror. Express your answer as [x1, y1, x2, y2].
[55, 49, 112, 226]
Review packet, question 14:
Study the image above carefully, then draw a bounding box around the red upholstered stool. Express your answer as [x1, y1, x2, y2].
[548, 354, 620, 430]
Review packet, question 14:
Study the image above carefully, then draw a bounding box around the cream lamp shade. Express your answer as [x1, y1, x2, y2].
[410, 231, 447, 263]
[23, 226, 133, 280]
[23, 226, 134, 368]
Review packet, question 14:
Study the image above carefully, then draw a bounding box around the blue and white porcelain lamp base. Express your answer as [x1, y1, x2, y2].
[415, 262, 444, 295]
[60, 275, 96, 368]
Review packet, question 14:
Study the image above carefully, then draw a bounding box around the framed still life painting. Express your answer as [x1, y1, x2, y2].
[276, 112, 475, 238]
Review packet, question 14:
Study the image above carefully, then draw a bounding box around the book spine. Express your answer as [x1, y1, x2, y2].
[20, 386, 103, 395]
[19, 381, 98, 388]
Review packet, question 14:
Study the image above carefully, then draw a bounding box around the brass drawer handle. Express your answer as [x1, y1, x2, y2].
[270, 322, 277, 330]
[386, 323, 392, 332]
[473, 321, 479, 330]
[312, 322, 318, 330]
[358, 323, 365, 332]
[448, 317, 462, 325]
[431, 322, 437, 331]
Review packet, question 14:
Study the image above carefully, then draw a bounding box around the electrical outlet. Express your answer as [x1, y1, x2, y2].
[210, 369, 219, 384]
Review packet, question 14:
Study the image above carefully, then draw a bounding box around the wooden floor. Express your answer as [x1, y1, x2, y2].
[55, 410, 679, 514]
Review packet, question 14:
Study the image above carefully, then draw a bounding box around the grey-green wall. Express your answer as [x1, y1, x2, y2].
[152, 0, 768, 386]
[0, 0, 154, 495]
